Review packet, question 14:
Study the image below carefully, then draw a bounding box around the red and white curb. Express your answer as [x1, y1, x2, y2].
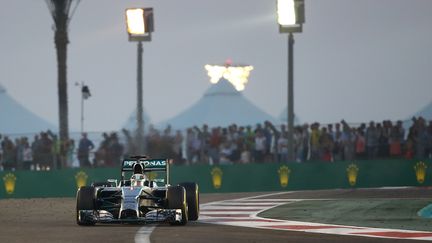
[199, 192, 432, 241]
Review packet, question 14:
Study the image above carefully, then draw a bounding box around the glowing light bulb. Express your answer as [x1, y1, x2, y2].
[205, 63, 254, 91]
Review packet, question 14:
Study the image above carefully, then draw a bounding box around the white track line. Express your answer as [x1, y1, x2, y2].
[135, 226, 155, 243]
[230, 191, 294, 201]
[133, 192, 294, 243]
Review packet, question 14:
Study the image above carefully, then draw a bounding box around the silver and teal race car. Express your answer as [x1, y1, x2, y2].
[76, 156, 199, 226]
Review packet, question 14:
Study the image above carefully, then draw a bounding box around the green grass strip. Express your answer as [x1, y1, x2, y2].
[258, 199, 432, 231]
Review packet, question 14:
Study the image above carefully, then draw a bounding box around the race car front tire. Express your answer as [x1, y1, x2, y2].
[76, 186, 96, 226]
[167, 185, 188, 225]
[179, 182, 199, 221]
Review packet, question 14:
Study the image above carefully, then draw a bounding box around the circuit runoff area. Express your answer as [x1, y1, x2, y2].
[258, 198, 432, 231]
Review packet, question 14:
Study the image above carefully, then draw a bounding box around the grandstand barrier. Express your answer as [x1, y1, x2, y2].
[0, 159, 431, 198]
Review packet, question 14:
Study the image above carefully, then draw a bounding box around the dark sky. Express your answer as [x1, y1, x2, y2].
[1, 0, 431, 132]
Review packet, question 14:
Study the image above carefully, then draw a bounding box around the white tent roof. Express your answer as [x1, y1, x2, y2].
[0, 83, 56, 134]
[160, 79, 278, 129]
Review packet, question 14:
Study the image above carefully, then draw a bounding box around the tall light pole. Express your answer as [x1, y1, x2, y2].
[125, 8, 154, 154]
[277, 0, 305, 161]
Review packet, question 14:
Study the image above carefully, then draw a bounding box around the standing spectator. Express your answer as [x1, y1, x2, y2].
[65, 139, 75, 168]
[238, 126, 246, 143]
[309, 123, 321, 161]
[219, 142, 233, 165]
[327, 124, 334, 138]
[95, 133, 110, 166]
[254, 130, 267, 162]
[15, 138, 25, 170]
[414, 117, 428, 159]
[341, 120, 355, 161]
[77, 133, 94, 167]
[355, 129, 366, 160]
[108, 133, 124, 167]
[377, 123, 389, 158]
[263, 121, 274, 162]
[31, 135, 41, 169]
[172, 130, 184, 164]
[396, 120, 406, 145]
[208, 128, 221, 165]
[244, 126, 255, 154]
[0, 134, 3, 170]
[406, 123, 416, 159]
[191, 129, 202, 164]
[227, 124, 240, 162]
[22, 141, 33, 170]
[236, 126, 247, 160]
[39, 132, 53, 170]
[389, 123, 402, 158]
[332, 124, 343, 161]
[427, 121, 432, 159]
[319, 127, 333, 162]
[366, 121, 379, 159]
[185, 128, 201, 164]
[301, 124, 310, 162]
[294, 127, 304, 162]
[240, 144, 252, 164]
[278, 132, 289, 162]
[51, 135, 62, 169]
[185, 128, 194, 164]
[198, 124, 211, 164]
[1, 136, 16, 170]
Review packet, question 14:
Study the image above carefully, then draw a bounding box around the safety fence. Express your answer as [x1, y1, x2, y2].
[0, 160, 431, 198]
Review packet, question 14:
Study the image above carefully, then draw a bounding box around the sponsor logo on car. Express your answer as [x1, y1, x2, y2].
[123, 160, 167, 169]
[143, 160, 166, 167]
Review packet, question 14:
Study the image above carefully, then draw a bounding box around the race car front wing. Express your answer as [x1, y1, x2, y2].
[78, 209, 183, 224]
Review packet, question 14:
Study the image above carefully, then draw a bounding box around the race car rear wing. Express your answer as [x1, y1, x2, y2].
[121, 158, 171, 184]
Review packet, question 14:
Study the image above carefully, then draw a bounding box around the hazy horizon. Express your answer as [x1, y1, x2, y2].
[1, 0, 431, 133]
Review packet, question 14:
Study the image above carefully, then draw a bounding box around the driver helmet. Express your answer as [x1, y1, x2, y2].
[131, 173, 147, 187]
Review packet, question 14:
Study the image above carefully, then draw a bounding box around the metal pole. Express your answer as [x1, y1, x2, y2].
[287, 33, 295, 161]
[80, 82, 84, 134]
[136, 41, 145, 154]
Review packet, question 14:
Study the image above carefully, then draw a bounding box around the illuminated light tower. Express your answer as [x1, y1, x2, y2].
[125, 7, 154, 154]
[205, 59, 254, 91]
[277, 0, 305, 161]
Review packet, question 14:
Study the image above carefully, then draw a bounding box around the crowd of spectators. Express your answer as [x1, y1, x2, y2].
[1, 117, 432, 171]
[173, 117, 432, 165]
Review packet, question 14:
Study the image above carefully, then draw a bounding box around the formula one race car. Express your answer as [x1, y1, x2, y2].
[76, 156, 199, 226]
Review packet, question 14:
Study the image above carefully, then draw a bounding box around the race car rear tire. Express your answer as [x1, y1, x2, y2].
[179, 182, 199, 221]
[76, 186, 96, 226]
[167, 186, 188, 225]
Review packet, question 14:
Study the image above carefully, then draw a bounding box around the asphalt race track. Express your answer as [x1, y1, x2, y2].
[1, 188, 432, 243]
